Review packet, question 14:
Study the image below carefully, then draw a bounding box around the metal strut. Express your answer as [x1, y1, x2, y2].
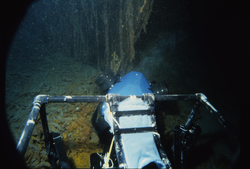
[16, 93, 237, 169]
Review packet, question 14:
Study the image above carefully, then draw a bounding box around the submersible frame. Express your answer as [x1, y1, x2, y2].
[16, 93, 235, 169]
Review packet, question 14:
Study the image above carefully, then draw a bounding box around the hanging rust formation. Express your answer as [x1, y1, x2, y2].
[43, 0, 154, 75]
[102, 0, 154, 74]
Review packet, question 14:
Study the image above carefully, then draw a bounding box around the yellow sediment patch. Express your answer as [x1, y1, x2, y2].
[69, 147, 103, 168]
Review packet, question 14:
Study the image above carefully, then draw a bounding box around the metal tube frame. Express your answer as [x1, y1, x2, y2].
[16, 93, 234, 162]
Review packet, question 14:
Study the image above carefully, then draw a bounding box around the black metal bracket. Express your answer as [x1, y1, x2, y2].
[154, 133, 172, 168]
[40, 104, 50, 155]
[107, 93, 120, 112]
[184, 101, 201, 129]
[48, 132, 70, 169]
[115, 109, 154, 117]
[114, 126, 157, 135]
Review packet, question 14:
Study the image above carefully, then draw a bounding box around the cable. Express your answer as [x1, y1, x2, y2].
[107, 102, 121, 128]
[111, 113, 121, 128]
[104, 103, 117, 168]
[104, 136, 115, 169]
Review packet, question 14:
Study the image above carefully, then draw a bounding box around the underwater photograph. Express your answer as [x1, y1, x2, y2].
[3, 0, 243, 168]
